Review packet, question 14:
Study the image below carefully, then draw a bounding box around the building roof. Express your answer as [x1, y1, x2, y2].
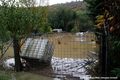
[20, 38, 53, 60]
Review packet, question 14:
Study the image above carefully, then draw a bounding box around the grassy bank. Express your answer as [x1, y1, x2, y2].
[0, 71, 53, 80]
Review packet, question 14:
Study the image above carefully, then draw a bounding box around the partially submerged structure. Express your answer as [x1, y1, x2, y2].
[20, 38, 54, 67]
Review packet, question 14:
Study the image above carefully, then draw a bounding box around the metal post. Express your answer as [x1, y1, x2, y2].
[101, 12, 109, 77]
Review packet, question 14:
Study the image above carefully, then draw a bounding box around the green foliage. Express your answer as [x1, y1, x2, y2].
[109, 37, 120, 76]
[48, 7, 76, 32]
[36, 7, 52, 33]
[0, 74, 10, 80]
[39, 24, 52, 33]
[75, 10, 94, 31]
[111, 68, 120, 77]
[84, 0, 103, 20]
[84, 0, 104, 34]
[71, 26, 78, 33]
[0, 0, 50, 40]
[0, 0, 52, 71]
[0, 0, 51, 55]
[48, 7, 93, 32]
[0, 1, 35, 39]
[105, 1, 120, 77]
[0, 0, 39, 71]
[85, 0, 120, 77]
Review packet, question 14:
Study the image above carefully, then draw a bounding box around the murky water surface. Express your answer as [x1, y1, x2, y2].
[51, 57, 91, 80]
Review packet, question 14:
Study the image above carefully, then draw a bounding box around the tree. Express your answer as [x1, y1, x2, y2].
[48, 7, 76, 32]
[0, 0, 39, 71]
[75, 10, 94, 32]
[84, 0, 104, 20]
[38, 6, 52, 33]
[104, 0, 120, 76]
[85, 0, 120, 77]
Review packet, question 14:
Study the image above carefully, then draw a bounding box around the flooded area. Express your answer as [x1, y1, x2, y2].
[40, 32, 96, 80]
[0, 32, 97, 80]
[51, 57, 91, 80]
[2, 56, 94, 80]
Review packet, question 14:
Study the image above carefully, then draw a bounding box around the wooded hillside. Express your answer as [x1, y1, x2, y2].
[49, 1, 86, 11]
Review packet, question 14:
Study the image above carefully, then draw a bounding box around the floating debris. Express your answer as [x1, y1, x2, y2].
[51, 57, 91, 79]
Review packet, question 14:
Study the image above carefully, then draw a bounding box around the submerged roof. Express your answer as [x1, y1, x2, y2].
[20, 38, 53, 60]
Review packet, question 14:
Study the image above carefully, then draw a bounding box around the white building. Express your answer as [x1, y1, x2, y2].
[52, 29, 62, 33]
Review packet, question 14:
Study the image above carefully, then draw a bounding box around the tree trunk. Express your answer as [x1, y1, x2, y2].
[13, 37, 22, 72]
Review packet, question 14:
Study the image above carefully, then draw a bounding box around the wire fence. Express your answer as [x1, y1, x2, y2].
[0, 32, 98, 80]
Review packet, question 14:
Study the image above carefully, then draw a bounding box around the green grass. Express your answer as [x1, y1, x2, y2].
[0, 71, 53, 80]
[0, 71, 11, 80]
[0, 75, 10, 80]
[15, 72, 53, 80]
